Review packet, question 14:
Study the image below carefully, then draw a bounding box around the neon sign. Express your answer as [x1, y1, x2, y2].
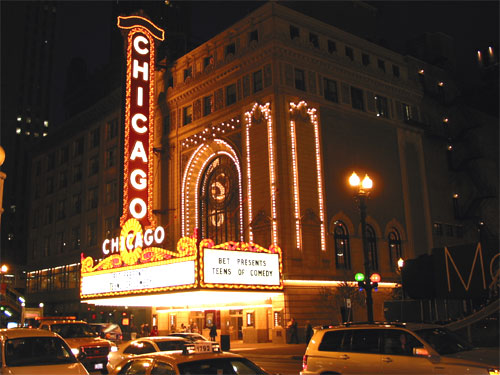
[118, 15, 164, 228]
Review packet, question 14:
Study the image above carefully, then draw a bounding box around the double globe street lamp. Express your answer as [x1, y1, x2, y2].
[349, 171, 377, 323]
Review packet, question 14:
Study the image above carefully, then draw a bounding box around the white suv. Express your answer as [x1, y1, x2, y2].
[301, 322, 499, 375]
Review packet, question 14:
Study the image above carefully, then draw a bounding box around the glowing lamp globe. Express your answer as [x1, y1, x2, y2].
[354, 273, 365, 282]
[370, 273, 381, 283]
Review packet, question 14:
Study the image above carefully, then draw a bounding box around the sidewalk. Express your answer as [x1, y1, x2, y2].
[228, 340, 306, 360]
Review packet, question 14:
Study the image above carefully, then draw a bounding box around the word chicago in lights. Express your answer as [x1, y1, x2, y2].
[80, 16, 282, 302]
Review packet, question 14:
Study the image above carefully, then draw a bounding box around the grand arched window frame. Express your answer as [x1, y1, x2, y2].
[388, 228, 402, 270]
[199, 154, 240, 244]
[333, 221, 351, 269]
[366, 224, 378, 271]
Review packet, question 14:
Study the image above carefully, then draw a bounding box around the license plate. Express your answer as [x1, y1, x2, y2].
[194, 342, 213, 353]
[94, 363, 104, 370]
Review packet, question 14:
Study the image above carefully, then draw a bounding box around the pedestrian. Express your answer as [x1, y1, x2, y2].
[289, 318, 299, 344]
[305, 320, 313, 343]
[209, 324, 217, 341]
[150, 325, 159, 336]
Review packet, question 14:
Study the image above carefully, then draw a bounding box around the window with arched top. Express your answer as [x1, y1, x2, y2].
[199, 155, 239, 244]
[388, 228, 402, 270]
[333, 221, 351, 269]
[366, 224, 378, 271]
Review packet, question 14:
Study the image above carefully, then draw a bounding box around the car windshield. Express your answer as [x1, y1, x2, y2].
[51, 323, 96, 338]
[5, 337, 77, 367]
[415, 327, 475, 355]
[178, 357, 268, 374]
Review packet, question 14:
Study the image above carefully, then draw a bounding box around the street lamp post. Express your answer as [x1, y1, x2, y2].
[349, 172, 375, 323]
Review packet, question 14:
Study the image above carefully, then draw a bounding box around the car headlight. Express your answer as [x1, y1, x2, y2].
[71, 348, 80, 356]
[110, 345, 118, 352]
[488, 369, 499, 375]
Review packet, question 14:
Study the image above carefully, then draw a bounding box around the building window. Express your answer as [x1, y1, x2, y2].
[35, 160, 41, 176]
[249, 29, 258, 43]
[105, 180, 117, 204]
[345, 46, 354, 61]
[87, 187, 98, 210]
[203, 56, 214, 70]
[106, 147, 117, 168]
[88, 155, 99, 176]
[433, 222, 443, 236]
[60, 146, 69, 164]
[199, 154, 240, 244]
[392, 65, 400, 78]
[56, 232, 64, 254]
[106, 118, 118, 140]
[375, 95, 389, 118]
[59, 171, 68, 189]
[366, 224, 378, 270]
[225, 43, 235, 57]
[445, 224, 454, 237]
[87, 222, 97, 246]
[47, 153, 56, 170]
[72, 226, 81, 250]
[46, 176, 54, 194]
[328, 40, 336, 53]
[294, 68, 306, 91]
[290, 25, 300, 40]
[402, 103, 413, 121]
[44, 204, 53, 225]
[183, 66, 192, 82]
[226, 84, 237, 106]
[74, 137, 84, 156]
[90, 128, 100, 148]
[203, 95, 213, 116]
[456, 225, 464, 238]
[183, 105, 193, 126]
[333, 221, 351, 269]
[73, 163, 82, 183]
[323, 78, 338, 103]
[253, 70, 263, 93]
[309, 32, 319, 48]
[72, 193, 82, 215]
[388, 229, 402, 270]
[105, 217, 115, 238]
[351, 86, 364, 110]
[377, 59, 386, 72]
[362, 53, 370, 66]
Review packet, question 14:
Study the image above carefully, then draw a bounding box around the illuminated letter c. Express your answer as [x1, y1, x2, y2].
[133, 35, 149, 55]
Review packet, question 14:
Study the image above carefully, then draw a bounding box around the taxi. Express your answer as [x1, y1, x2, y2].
[0, 328, 89, 374]
[108, 341, 270, 374]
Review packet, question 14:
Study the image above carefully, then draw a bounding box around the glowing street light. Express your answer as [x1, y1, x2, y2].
[349, 171, 376, 322]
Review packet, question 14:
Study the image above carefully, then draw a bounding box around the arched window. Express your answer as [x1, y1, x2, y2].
[333, 221, 351, 269]
[366, 224, 378, 271]
[388, 228, 402, 270]
[199, 155, 239, 244]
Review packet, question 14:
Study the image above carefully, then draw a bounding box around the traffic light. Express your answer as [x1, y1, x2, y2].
[354, 272, 381, 290]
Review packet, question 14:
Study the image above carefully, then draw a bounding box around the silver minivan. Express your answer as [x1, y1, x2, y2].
[301, 323, 499, 375]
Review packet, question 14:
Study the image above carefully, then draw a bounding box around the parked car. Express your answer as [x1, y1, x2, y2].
[90, 323, 123, 343]
[301, 322, 500, 375]
[0, 328, 89, 374]
[108, 341, 270, 374]
[167, 332, 209, 343]
[38, 316, 114, 373]
[107, 336, 189, 373]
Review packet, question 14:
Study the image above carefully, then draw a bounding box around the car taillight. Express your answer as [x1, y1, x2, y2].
[302, 354, 308, 371]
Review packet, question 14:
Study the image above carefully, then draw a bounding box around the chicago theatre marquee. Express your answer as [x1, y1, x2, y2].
[80, 16, 285, 343]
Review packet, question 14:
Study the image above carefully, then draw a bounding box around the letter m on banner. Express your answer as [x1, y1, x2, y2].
[443, 243, 486, 296]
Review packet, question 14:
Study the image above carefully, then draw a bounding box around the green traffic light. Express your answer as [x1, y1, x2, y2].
[354, 272, 365, 282]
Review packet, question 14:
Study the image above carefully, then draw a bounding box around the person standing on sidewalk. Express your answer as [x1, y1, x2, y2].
[305, 320, 313, 343]
[288, 318, 299, 344]
[210, 324, 217, 341]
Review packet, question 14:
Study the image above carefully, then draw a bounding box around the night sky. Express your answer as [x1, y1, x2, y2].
[1, 1, 498, 137]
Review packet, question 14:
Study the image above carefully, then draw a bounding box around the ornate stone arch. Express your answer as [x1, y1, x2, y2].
[181, 138, 244, 241]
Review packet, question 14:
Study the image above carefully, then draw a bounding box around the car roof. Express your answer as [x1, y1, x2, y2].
[135, 336, 189, 342]
[314, 322, 442, 332]
[0, 328, 62, 339]
[129, 349, 244, 364]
